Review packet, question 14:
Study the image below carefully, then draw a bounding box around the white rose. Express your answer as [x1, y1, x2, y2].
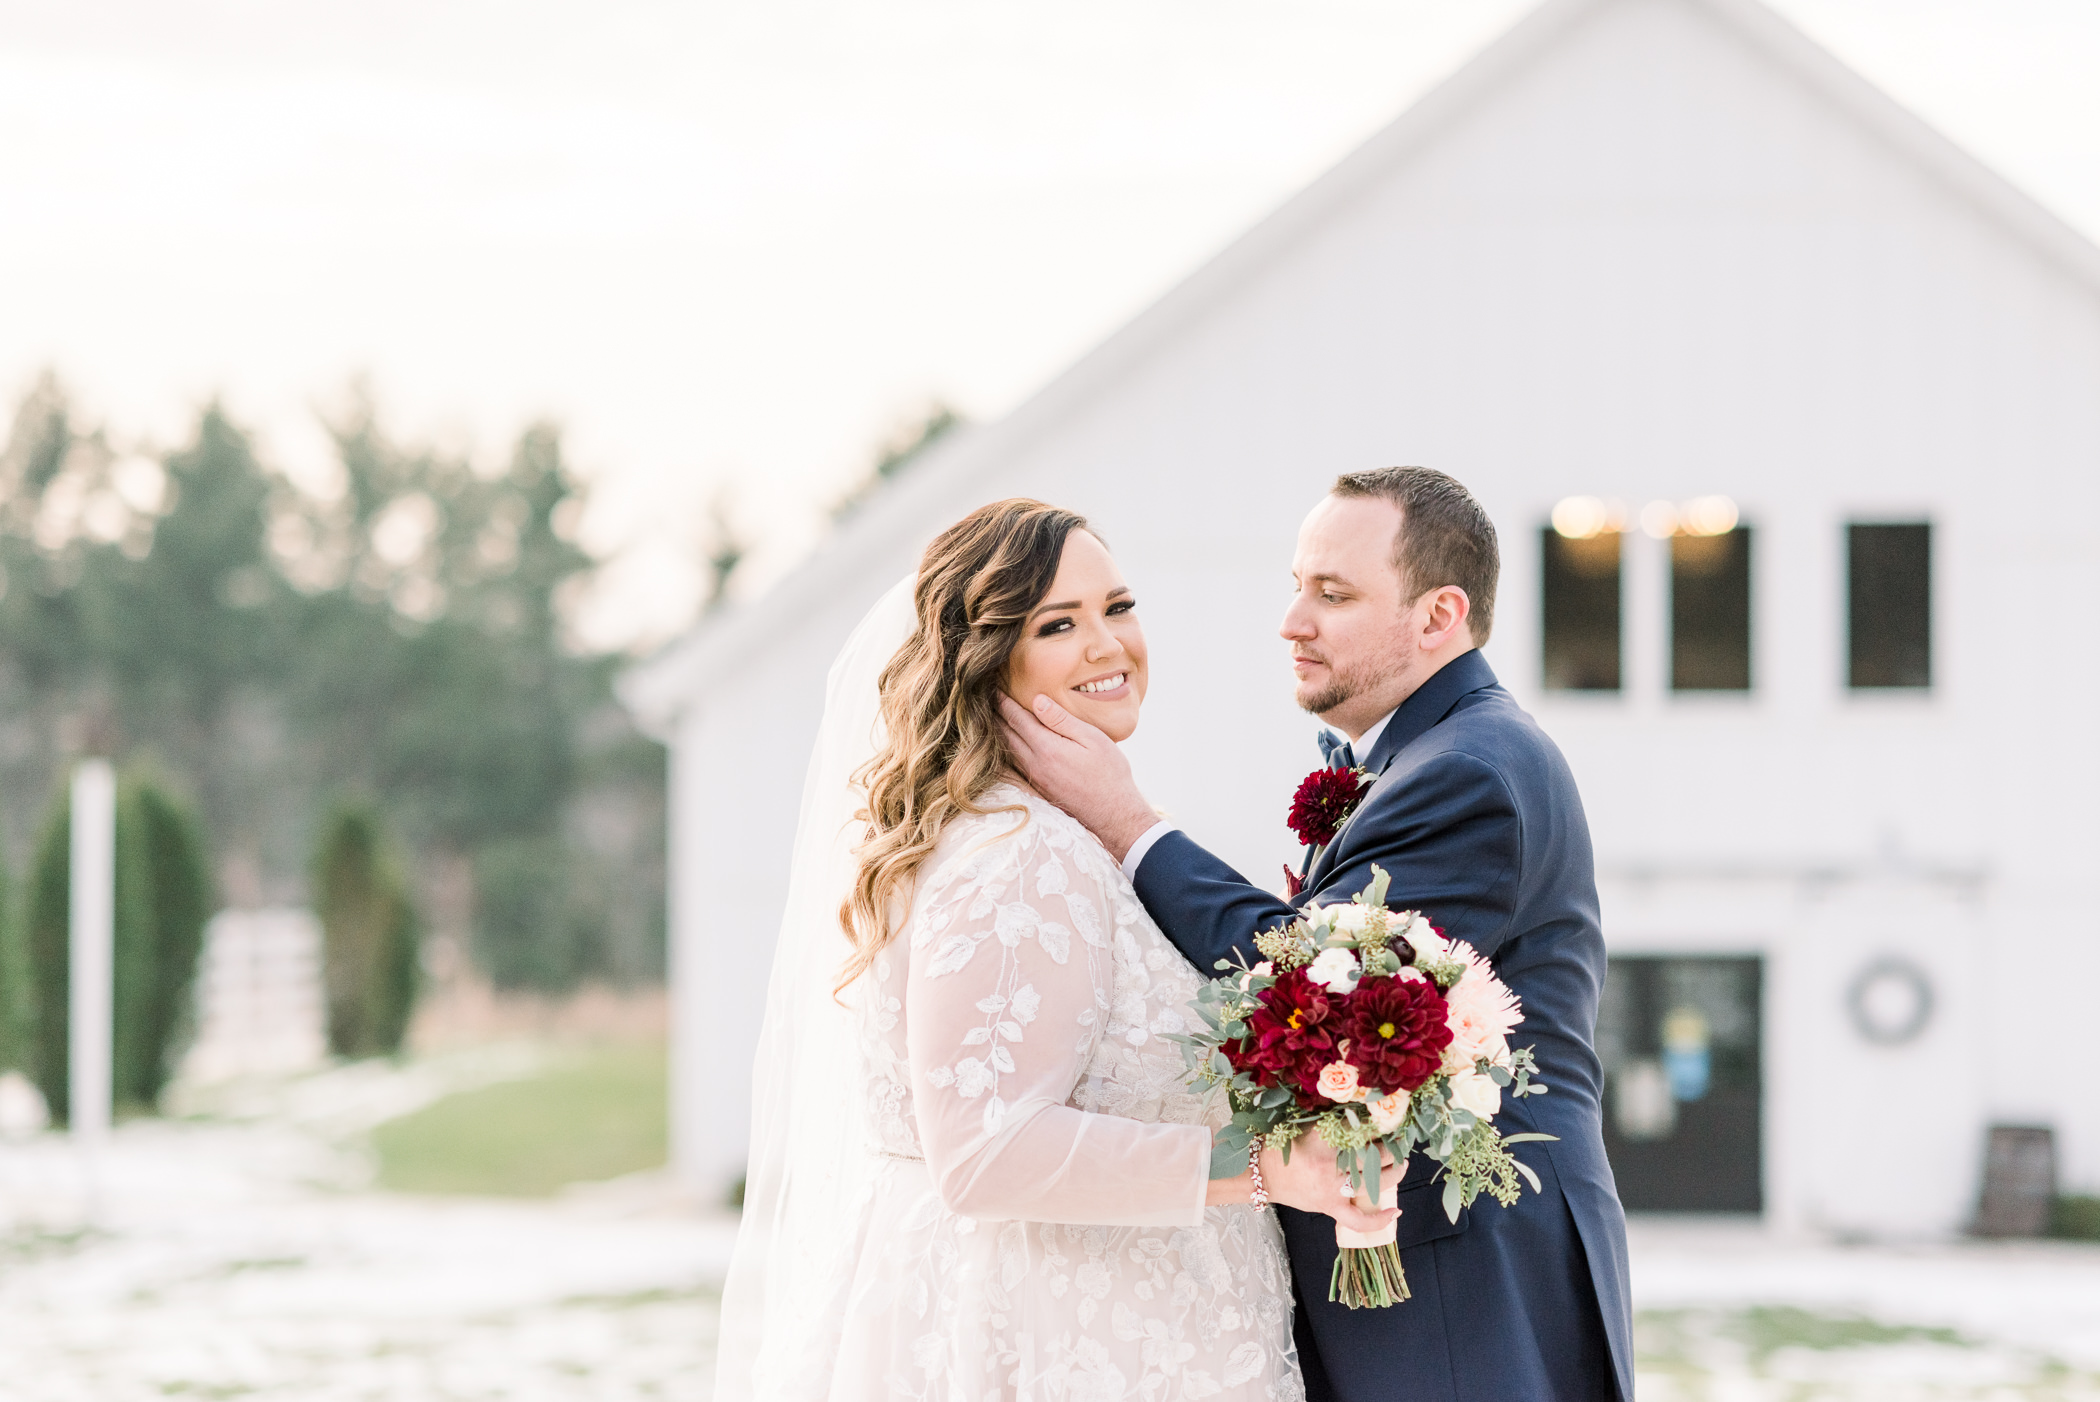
[1253, 961, 1273, 977]
[1306, 946, 1361, 994]
[1322, 903, 1377, 936]
[1448, 1069, 1503, 1119]
[1404, 914, 1448, 959]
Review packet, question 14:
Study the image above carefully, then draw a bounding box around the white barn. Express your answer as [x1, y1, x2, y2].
[623, 0, 2100, 1238]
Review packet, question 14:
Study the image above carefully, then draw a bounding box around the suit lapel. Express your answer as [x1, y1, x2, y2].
[1301, 650, 1499, 894]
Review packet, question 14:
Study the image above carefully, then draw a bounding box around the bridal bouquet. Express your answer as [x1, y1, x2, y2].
[1172, 867, 1551, 1308]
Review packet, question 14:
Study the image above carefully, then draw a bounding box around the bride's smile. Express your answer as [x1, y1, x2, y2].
[1002, 528, 1149, 742]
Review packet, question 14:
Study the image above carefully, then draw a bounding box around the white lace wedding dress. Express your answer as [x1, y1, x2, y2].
[826, 783, 1301, 1400]
[715, 579, 1300, 1402]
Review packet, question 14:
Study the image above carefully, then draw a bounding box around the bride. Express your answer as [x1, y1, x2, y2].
[716, 499, 1393, 1401]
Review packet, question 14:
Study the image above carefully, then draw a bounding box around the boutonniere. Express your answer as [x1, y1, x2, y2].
[1282, 765, 1371, 897]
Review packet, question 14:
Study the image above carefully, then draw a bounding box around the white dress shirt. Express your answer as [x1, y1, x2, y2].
[1118, 705, 1400, 884]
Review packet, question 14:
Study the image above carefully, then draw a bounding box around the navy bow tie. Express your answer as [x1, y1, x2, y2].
[1316, 730, 1357, 771]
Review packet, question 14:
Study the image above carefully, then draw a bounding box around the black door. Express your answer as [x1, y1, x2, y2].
[1597, 955, 1763, 1212]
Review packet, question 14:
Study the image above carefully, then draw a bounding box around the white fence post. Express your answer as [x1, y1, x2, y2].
[69, 759, 116, 1153]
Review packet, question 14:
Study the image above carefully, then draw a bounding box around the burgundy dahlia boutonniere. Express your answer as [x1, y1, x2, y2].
[1287, 765, 1372, 851]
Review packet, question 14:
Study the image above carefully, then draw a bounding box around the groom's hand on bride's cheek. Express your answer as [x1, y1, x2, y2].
[997, 694, 1157, 859]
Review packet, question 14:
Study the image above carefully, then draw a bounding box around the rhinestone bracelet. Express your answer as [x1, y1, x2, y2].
[1247, 1143, 1270, 1210]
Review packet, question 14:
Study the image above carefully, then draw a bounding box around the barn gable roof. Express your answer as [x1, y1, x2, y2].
[621, 0, 2100, 731]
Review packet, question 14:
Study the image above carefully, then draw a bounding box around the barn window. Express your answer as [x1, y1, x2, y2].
[1671, 525, 1752, 691]
[1848, 523, 1931, 689]
[1541, 522, 1621, 691]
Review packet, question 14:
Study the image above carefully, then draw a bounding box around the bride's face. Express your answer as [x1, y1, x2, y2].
[1004, 530, 1148, 743]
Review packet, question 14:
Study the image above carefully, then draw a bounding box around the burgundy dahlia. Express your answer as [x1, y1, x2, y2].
[1341, 974, 1455, 1095]
[1233, 967, 1341, 1091]
[1286, 766, 1371, 848]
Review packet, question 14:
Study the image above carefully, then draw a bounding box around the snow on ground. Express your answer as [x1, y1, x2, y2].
[2, 1053, 2097, 1400]
[1630, 1218, 2100, 1399]
[0, 1050, 733, 1402]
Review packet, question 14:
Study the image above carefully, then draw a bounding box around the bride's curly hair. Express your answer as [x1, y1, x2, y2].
[839, 498, 1091, 989]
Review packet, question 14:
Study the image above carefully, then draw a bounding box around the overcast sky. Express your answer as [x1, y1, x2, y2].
[5, 0, 2100, 649]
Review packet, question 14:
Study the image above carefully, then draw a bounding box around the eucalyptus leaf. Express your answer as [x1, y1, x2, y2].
[1360, 865, 1392, 908]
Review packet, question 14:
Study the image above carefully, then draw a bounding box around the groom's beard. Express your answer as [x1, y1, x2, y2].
[1302, 650, 1385, 717]
[1295, 634, 1414, 720]
[1297, 664, 1357, 718]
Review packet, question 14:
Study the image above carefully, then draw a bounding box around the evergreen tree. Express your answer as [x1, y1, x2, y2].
[19, 771, 212, 1122]
[0, 378, 666, 1003]
[0, 858, 19, 1074]
[313, 803, 419, 1058]
[115, 777, 211, 1106]
[472, 836, 608, 993]
[25, 790, 71, 1122]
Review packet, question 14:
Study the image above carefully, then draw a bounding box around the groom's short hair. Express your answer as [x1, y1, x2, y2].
[1331, 466, 1500, 644]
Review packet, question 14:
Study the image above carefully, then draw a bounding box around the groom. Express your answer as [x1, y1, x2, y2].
[1002, 468, 1633, 1401]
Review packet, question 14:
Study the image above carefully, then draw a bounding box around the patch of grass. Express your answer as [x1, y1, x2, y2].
[1724, 1305, 1971, 1365]
[0, 1226, 98, 1262]
[1631, 1310, 1706, 1385]
[213, 1256, 306, 1277]
[557, 1285, 717, 1311]
[2053, 1195, 2100, 1241]
[372, 1043, 666, 1197]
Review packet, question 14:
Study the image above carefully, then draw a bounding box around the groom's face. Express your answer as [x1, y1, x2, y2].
[1280, 495, 1416, 738]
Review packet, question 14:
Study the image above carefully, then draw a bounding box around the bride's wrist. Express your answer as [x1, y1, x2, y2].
[1204, 1169, 1254, 1206]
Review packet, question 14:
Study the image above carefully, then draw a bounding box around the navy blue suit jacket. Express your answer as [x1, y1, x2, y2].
[1132, 650, 1633, 1402]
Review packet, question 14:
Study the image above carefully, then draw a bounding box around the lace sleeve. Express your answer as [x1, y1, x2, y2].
[905, 809, 1212, 1227]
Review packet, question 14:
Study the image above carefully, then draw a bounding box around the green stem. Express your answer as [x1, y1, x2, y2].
[1328, 1244, 1411, 1309]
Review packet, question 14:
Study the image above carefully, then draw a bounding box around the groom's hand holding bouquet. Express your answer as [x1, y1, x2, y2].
[1171, 865, 1552, 1309]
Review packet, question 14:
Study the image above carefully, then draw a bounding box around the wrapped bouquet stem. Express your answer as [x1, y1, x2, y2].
[1173, 866, 1555, 1309]
[1332, 1162, 1408, 1306]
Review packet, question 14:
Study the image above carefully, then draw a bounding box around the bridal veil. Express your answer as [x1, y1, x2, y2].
[714, 575, 916, 1401]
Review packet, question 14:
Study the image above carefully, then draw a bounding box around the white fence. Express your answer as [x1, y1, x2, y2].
[182, 908, 326, 1081]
